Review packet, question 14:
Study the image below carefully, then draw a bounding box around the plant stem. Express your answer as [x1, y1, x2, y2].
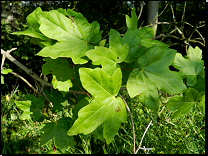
[119, 94, 135, 154]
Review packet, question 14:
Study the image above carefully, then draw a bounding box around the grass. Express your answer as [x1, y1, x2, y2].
[1, 88, 205, 154]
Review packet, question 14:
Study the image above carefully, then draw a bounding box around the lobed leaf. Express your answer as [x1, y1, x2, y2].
[40, 117, 74, 152]
[173, 51, 204, 86]
[125, 8, 137, 30]
[127, 45, 186, 111]
[165, 88, 203, 118]
[68, 68, 127, 144]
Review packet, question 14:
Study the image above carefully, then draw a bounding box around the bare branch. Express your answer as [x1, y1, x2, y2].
[137, 1, 144, 21]
[170, 4, 176, 22]
[1, 48, 53, 88]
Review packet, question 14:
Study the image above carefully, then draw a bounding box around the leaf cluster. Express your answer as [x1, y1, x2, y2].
[9, 7, 205, 153]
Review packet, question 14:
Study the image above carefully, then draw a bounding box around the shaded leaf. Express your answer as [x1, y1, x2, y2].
[40, 117, 74, 152]
[42, 58, 73, 92]
[127, 45, 186, 111]
[165, 88, 202, 118]
[44, 89, 68, 112]
[14, 95, 44, 121]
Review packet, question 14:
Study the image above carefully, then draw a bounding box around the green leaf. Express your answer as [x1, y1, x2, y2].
[40, 117, 74, 152]
[67, 9, 102, 42]
[1, 68, 13, 74]
[99, 39, 106, 47]
[14, 100, 33, 120]
[92, 125, 104, 141]
[138, 27, 169, 48]
[86, 29, 129, 75]
[121, 29, 141, 63]
[68, 68, 127, 144]
[121, 27, 168, 63]
[1, 75, 4, 84]
[44, 89, 69, 112]
[192, 76, 205, 93]
[109, 29, 129, 63]
[166, 96, 194, 118]
[42, 58, 73, 92]
[187, 46, 202, 61]
[173, 52, 204, 86]
[72, 97, 91, 123]
[185, 87, 200, 102]
[165, 88, 202, 118]
[125, 8, 137, 30]
[127, 45, 186, 111]
[198, 95, 205, 116]
[79, 68, 122, 99]
[57, 8, 67, 15]
[15, 95, 45, 121]
[33, 9, 101, 64]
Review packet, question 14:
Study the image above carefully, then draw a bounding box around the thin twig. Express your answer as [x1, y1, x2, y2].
[137, 1, 144, 21]
[157, 3, 169, 19]
[185, 22, 205, 45]
[180, 1, 187, 39]
[119, 94, 135, 154]
[170, 4, 176, 22]
[10, 71, 37, 93]
[135, 120, 152, 154]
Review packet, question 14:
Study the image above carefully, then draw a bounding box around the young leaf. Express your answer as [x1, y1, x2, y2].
[127, 45, 187, 111]
[85, 29, 129, 75]
[40, 117, 74, 152]
[187, 46, 202, 61]
[68, 68, 127, 144]
[125, 8, 137, 30]
[1, 68, 13, 74]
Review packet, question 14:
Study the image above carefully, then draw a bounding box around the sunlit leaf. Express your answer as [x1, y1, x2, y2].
[68, 68, 127, 144]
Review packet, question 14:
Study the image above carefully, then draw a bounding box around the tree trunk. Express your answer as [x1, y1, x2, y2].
[145, 1, 159, 37]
